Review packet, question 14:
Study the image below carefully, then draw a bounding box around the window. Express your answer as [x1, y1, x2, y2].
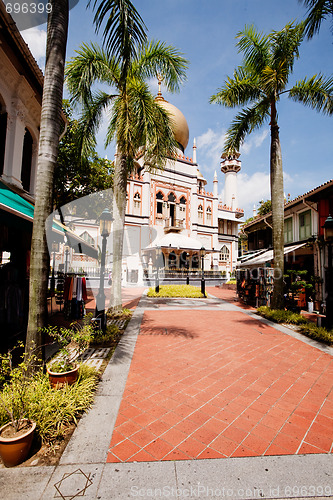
[198, 204, 203, 220]
[299, 210, 311, 240]
[21, 129, 33, 192]
[218, 220, 224, 234]
[156, 191, 164, 215]
[284, 218, 293, 243]
[134, 192, 141, 215]
[179, 196, 186, 217]
[227, 220, 232, 235]
[219, 245, 230, 262]
[79, 231, 95, 247]
[206, 206, 212, 223]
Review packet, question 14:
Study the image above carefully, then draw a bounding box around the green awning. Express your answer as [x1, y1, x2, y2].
[0, 181, 97, 260]
[0, 181, 34, 221]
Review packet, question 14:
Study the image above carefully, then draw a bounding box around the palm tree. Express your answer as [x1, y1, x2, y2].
[66, 41, 188, 310]
[210, 22, 333, 309]
[25, 0, 147, 369]
[25, 0, 69, 366]
[299, 0, 333, 38]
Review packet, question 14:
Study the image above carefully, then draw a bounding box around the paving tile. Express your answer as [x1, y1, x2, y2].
[143, 438, 174, 459]
[106, 309, 333, 463]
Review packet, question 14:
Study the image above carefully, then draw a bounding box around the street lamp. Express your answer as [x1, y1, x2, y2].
[323, 214, 333, 330]
[200, 246, 206, 297]
[64, 245, 70, 275]
[95, 208, 113, 332]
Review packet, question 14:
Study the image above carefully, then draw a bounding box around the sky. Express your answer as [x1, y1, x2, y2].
[21, 0, 333, 218]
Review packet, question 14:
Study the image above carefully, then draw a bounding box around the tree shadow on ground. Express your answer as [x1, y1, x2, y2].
[139, 325, 198, 339]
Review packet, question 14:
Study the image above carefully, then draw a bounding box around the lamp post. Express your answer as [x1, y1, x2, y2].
[95, 208, 113, 332]
[64, 245, 70, 275]
[323, 214, 333, 330]
[200, 246, 206, 297]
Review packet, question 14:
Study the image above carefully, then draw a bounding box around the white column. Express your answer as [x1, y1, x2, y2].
[2, 102, 26, 188]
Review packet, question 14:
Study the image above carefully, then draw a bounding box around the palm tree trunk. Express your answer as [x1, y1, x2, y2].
[25, 0, 68, 368]
[270, 101, 285, 310]
[110, 153, 128, 311]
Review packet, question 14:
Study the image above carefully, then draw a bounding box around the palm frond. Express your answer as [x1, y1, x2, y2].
[65, 43, 119, 105]
[299, 0, 333, 38]
[269, 22, 304, 77]
[77, 90, 116, 158]
[132, 40, 188, 93]
[288, 74, 333, 114]
[88, 0, 147, 57]
[223, 98, 270, 154]
[210, 67, 262, 107]
[106, 79, 178, 172]
[236, 25, 270, 73]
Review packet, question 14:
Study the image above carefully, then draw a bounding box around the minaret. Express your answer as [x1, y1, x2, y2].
[193, 138, 197, 164]
[213, 170, 218, 198]
[220, 152, 241, 209]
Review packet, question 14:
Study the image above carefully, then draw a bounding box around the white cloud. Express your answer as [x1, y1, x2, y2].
[236, 171, 270, 218]
[241, 129, 269, 155]
[21, 27, 46, 69]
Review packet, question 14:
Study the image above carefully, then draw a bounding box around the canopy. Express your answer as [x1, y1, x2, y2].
[145, 232, 214, 252]
[0, 181, 97, 259]
[0, 181, 34, 221]
[238, 243, 307, 267]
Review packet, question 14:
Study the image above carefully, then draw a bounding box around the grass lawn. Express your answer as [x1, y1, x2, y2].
[147, 284, 204, 298]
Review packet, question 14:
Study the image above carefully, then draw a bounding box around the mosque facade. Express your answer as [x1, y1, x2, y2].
[120, 85, 244, 284]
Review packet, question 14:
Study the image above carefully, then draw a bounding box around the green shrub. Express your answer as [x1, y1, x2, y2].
[256, 306, 307, 325]
[147, 285, 204, 298]
[91, 323, 122, 346]
[256, 306, 333, 345]
[298, 323, 333, 345]
[0, 365, 99, 443]
[226, 279, 236, 284]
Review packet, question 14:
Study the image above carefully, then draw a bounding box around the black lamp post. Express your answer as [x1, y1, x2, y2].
[95, 208, 113, 332]
[64, 245, 70, 275]
[323, 214, 333, 330]
[200, 246, 206, 297]
[155, 253, 160, 293]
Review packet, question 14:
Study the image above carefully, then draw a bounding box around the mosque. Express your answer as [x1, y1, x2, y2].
[118, 81, 245, 284]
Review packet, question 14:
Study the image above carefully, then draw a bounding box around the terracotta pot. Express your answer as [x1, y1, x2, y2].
[0, 419, 36, 467]
[47, 365, 79, 389]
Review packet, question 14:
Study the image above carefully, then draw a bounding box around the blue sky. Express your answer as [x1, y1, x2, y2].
[21, 0, 333, 218]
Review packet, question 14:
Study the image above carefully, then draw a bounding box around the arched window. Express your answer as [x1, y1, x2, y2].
[0, 97, 7, 176]
[219, 245, 230, 262]
[79, 231, 95, 247]
[156, 191, 164, 215]
[179, 196, 186, 217]
[168, 192, 176, 203]
[198, 204, 203, 220]
[168, 251, 177, 268]
[21, 129, 33, 192]
[206, 206, 212, 223]
[133, 192, 141, 215]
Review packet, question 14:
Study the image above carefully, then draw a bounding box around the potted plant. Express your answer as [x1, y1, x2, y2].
[0, 345, 37, 467]
[45, 319, 93, 388]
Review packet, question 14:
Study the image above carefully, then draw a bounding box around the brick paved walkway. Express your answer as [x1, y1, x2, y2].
[107, 296, 333, 463]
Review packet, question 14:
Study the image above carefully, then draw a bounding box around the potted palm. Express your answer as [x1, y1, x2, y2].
[45, 320, 93, 388]
[0, 346, 37, 467]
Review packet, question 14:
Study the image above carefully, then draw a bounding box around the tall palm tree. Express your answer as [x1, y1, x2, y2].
[299, 0, 333, 38]
[210, 22, 333, 309]
[25, 0, 147, 368]
[66, 41, 188, 310]
[25, 0, 69, 366]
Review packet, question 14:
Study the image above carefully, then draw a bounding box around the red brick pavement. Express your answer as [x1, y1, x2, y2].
[107, 309, 333, 463]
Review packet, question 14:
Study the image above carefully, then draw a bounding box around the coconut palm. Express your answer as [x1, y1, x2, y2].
[25, 0, 148, 369]
[210, 22, 333, 309]
[66, 41, 188, 310]
[299, 0, 333, 38]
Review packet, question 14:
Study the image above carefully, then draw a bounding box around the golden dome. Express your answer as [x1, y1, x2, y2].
[155, 94, 189, 152]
